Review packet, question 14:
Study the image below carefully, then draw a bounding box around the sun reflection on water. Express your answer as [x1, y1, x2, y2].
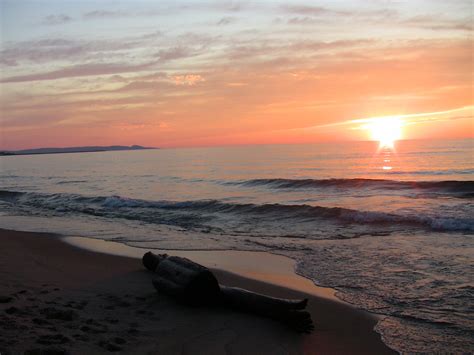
[379, 146, 394, 171]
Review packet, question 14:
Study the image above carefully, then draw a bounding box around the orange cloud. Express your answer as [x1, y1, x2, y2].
[172, 74, 205, 86]
[1, 11, 472, 150]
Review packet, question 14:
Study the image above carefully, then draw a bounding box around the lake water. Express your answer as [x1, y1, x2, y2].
[1, 138, 473, 353]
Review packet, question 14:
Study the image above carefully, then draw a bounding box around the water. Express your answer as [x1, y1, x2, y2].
[1, 139, 473, 353]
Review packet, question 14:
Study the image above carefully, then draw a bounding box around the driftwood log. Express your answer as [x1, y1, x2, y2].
[142, 252, 220, 306]
[142, 251, 314, 333]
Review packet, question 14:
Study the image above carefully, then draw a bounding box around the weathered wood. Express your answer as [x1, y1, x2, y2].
[220, 286, 313, 333]
[220, 286, 308, 312]
[142, 251, 166, 271]
[143, 252, 220, 306]
[142, 252, 314, 332]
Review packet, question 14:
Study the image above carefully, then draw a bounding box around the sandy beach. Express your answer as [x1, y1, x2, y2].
[0, 228, 395, 354]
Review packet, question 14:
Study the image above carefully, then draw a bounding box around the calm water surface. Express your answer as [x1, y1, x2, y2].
[1, 139, 473, 353]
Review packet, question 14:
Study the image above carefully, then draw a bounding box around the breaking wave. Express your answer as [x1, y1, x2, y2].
[1, 189, 472, 233]
[235, 178, 474, 197]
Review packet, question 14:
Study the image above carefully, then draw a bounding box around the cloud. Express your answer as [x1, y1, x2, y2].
[281, 4, 398, 23]
[180, 2, 246, 12]
[217, 2, 244, 12]
[403, 15, 473, 32]
[425, 23, 473, 31]
[287, 17, 319, 25]
[0, 62, 157, 83]
[82, 2, 247, 20]
[115, 121, 172, 131]
[1, 39, 83, 66]
[303, 106, 474, 131]
[111, 73, 205, 92]
[222, 38, 375, 64]
[217, 17, 237, 26]
[281, 5, 349, 16]
[172, 74, 205, 86]
[116, 80, 172, 92]
[0, 35, 155, 67]
[289, 39, 375, 52]
[83, 10, 126, 19]
[155, 47, 195, 62]
[42, 14, 73, 25]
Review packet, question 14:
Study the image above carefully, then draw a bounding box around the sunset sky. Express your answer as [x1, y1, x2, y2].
[1, 0, 472, 149]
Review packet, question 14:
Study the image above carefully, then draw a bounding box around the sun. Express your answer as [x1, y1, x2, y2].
[366, 116, 403, 148]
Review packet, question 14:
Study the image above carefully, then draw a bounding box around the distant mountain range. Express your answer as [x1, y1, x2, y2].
[0, 145, 156, 156]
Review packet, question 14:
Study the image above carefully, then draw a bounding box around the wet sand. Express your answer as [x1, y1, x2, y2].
[0, 228, 396, 354]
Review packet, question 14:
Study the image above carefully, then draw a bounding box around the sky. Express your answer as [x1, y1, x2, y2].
[0, 0, 472, 149]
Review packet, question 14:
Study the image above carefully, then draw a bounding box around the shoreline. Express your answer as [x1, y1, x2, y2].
[64, 235, 340, 302]
[0, 228, 396, 354]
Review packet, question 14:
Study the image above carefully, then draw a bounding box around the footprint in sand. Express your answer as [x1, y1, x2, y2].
[0, 296, 13, 303]
[36, 333, 70, 345]
[97, 339, 122, 352]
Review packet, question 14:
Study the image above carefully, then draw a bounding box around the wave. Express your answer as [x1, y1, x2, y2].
[0, 190, 24, 200]
[235, 178, 474, 196]
[56, 180, 89, 185]
[1, 189, 473, 233]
